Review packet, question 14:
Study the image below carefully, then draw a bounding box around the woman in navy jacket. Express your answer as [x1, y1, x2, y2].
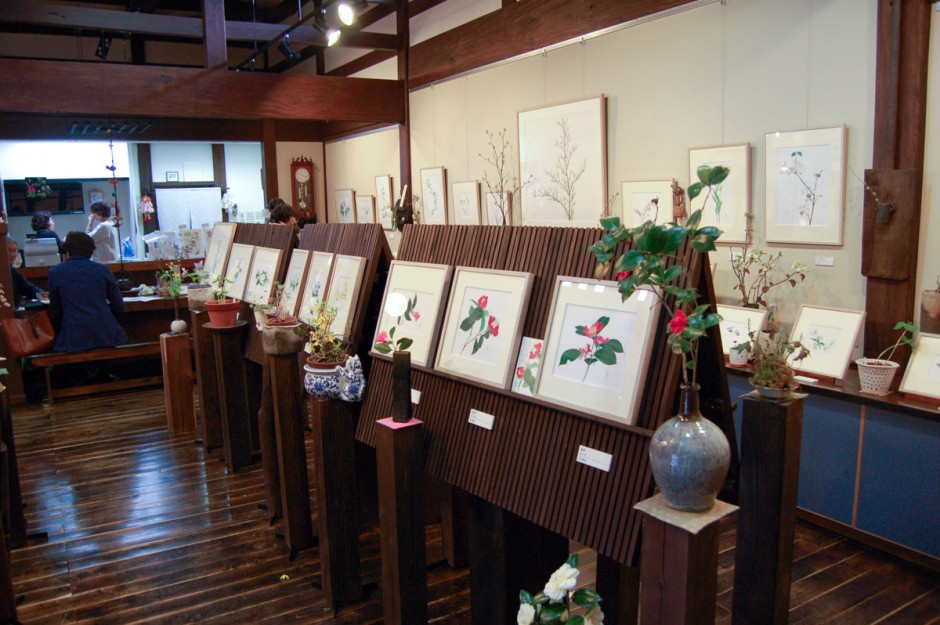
[48, 231, 127, 353]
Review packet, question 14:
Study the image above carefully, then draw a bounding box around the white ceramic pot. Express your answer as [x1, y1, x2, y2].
[855, 358, 899, 396]
[729, 344, 750, 366]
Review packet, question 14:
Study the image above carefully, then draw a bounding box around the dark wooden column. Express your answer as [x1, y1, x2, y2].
[202, 0, 228, 69]
[0, 384, 25, 547]
[208, 320, 253, 471]
[258, 354, 282, 521]
[191, 310, 223, 451]
[596, 556, 639, 625]
[863, 0, 932, 356]
[0, 498, 16, 625]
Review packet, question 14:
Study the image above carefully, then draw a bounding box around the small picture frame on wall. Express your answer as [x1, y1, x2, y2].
[420, 166, 448, 225]
[375, 175, 395, 230]
[334, 189, 356, 224]
[452, 181, 481, 226]
[620, 180, 673, 227]
[166, 171, 179, 182]
[356, 195, 376, 224]
[88, 189, 104, 205]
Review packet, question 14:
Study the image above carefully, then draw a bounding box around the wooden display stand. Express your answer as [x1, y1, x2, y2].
[206, 321, 253, 471]
[258, 354, 281, 521]
[635, 494, 738, 625]
[0, 388, 24, 548]
[160, 332, 196, 434]
[0, 503, 16, 625]
[191, 310, 223, 451]
[732, 394, 803, 625]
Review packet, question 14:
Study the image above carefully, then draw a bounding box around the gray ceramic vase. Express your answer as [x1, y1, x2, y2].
[649, 383, 730, 512]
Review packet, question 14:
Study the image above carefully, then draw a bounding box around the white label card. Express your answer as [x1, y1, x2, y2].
[576, 445, 612, 472]
[411, 388, 421, 405]
[468, 408, 495, 431]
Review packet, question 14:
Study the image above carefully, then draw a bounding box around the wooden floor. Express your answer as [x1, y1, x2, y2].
[6, 388, 940, 624]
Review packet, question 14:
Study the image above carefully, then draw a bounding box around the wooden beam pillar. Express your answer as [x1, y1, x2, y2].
[397, 0, 412, 203]
[863, 0, 932, 355]
[203, 0, 228, 69]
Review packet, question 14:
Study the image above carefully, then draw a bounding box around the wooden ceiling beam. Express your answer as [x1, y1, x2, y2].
[326, 49, 396, 76]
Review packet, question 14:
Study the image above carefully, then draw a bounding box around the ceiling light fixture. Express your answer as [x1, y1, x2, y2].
[337, 0, 368, 26]
[277, 35, 301, 62]
[95, 33, 112, 60]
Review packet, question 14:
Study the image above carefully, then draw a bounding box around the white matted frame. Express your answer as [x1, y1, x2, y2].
[280, 249, 311, 317]
[370, 261, 454, 367]
[375, 175, 394, 230]
[325, 254, 367, 338]
[715, 304, 768, 356]
[485, 191, 511, 226]
[688, 144, 750, 244]
[765, 126, 846, 245]
[224, 243, 255, 301]
[435, 267, 533, 389]
[203, 222, 237, 280]
[334, 188, 356, 224]
[898, 333, 940, 401]
[510, 336, 544, 397]
[298, 252, 334, 324]
[519, 95, 607, 227]
[534, 277, 662, 427]
[243, 246, 284, 306]
[356, 195, 376, 224]
[788, 304, 865, 380]
[420, 166, 448, 225]
[452, 181, 481, 226]
[620, 180, 673, 227]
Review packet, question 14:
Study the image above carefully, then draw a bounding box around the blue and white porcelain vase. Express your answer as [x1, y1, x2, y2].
[304, 355, 366, 402]
[649, 383, 730, 512]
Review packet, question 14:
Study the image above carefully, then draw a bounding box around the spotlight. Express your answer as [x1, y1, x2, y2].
[277, 36, 301, 62]
[337, 1, 358, 26]
[95, 33, 113, 60]
[327, 28, 341, 47]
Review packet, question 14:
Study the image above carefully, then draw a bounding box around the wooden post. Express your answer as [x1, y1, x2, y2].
[160, 332, 196, 434]
[207, 321, 253, 471]
[0, 386, 25, 547]
[439, 483, 469, 569]
[732, 394, 803, 625]
[191, 310, 223, 451]
[258, 353, 281, 521]
[310, 397, 362, 607]
[596, 556, 639, 625]
[635, 494, 738, 625]
[375, 416, 426, 625]
[269, 351, 314, 555]
[0, 502, 16, 625]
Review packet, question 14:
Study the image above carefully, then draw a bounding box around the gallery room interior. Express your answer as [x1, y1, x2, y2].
[0, 1, 938, 623]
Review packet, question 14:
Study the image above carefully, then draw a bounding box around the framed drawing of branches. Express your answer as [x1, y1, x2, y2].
[420, 166, 448, 225]
[518, 95, 607, 227]
[452, 181, 481, 225]
[620, 180, 674, 227]
[375, 175, 394, 230]
[688, 144, 750, 244]
[356, 194, 375, 224]
[765, 126, 846, 245]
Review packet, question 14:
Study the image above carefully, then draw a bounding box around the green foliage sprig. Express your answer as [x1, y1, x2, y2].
[517, 554, 603, 625]
[877, 321, 918, 362]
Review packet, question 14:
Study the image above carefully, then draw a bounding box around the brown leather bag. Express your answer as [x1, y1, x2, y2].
[1, 311, 55, 359]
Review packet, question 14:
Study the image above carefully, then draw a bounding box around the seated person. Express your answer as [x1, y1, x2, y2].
[31, 210, 64, 254]
[6, 237, 44, 305]
[267, 197, 299, 247]
[85, 201, 121, 263]
[48, 231, 127, 353]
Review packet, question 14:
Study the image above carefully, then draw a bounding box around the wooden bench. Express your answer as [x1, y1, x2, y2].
[27, 342, 163, 404]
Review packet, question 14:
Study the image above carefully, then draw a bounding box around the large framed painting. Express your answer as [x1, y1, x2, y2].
[765, 126, 846, 245]
[435, 267, 534, 389]
[452, 181, 481, 226]
[356, 195, 376, 224]
[370, 261, 454, 367]
[485, 191, 511, 226]
[898, 333, 940, 402]
[280, 249, 311, 318]
[788, 304, 865, 380]
[203, 222, 237, 280]
[420, 166, 448, 225]
[324, 254, 367, 338]
[334, 188, 356, 224]
[243, 246, 284, 307]
[375, 175, 395, 230]
[298, 251, 334, 324]
[688, 144, 750, 244]
[715, 304, 768, 356]
[224, 243, 255, 301]
[534, 277, 662, 427]
[620, 180, 673, 227]
[518, 95, 607, 227]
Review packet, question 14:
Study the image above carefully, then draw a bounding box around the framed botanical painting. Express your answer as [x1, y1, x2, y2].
[370, 261, 454, 367]
[224, 243, 255, 301]
[420, 166, 448, 225]
[243, 246, 284, 307]
[375, 175, 395, 230]
[534, 277, 662, 427]
[452, 181, 481, 226]
[788, 304, 865, 380]
[298, 251, 334, 324]
[765, 126, 846, 245]
[510, 337, 544, 397]
[203, 222, 237, 280]
[324, 254, 367, 338]
[334, 188, 356, 224]
[485, 191, 511, 226]
[435, 267, 534, 389]
[356, 195, 376, 224]
[898, 333, 940, 401]
[715, 304, 768, 356]
[620, 180, 673, 227]
[688, 144, 750, 244]
[518, 95, 607, 227]
[280, 249, 310, 318]
[178, 229, 205, 259]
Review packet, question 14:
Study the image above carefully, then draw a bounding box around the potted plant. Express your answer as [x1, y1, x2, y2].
[157, 262, 188, 333]
[742, 314, 810, 399]
[258, 284, 303, 355]
[729, 243, 807, 308]
[204, 272, 240, 328]
[921, 276, 940, 335]
[301, 300, 348, 371]
[855, 321, 917, 396]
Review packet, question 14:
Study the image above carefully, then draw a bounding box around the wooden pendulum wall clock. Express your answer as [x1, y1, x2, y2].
[290, 157, 316, 224]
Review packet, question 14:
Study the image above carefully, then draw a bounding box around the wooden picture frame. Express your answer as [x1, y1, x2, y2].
[534, 277, 662, 427]
[203, 221, 237, 280]
[620, 180, 673, 227]
[224, 243, 255, 302]
[510, 336, 544, 397]
[788, 304, 865, 380]
[420, 166, 448, 225]
[243, 246, 284, 307]
[715, 304, 768, 356]
[355, 194, 376, 224]
[334, 188, 356, 224]
[688, 143, 751, 244]
[452, 180, 482, 226]
[435, 267, 534, 389]
[370, 261, 454, 367]
[898, 333, 940, 402]
[280, 249, 311, 318]
[298, 251, 334, 324]
[324, 254, 367, 338]
[375, 174, 395, 230]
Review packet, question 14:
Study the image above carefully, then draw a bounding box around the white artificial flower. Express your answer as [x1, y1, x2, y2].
[543, 563, 580, 602]
[791, 260, 807, 273]
[585, 608, 605, 625]
[516, 603, 536, 625]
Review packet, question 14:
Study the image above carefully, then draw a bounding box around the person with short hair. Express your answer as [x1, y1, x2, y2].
[267, 198, 297, 226]
[6, 238, 43, 304]
[85, 201, 121, 263]
[48, 231, 127, 353]
[31, 210, 64, 254]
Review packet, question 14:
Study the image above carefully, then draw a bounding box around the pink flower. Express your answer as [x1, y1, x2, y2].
[594, 335, 610, 345]
[477, 295, 489, 309]
[516, 366, 525, 379]
[487, 315, 499, 337]
[375, 331, 390, 344]
[583, 321, 604, 338]
[616, 270, 633, 281]
[668, 310, 688, 335]
[579, 343, 593, 357]
[529, 342, 542, 359]
[414, 312, 421, 321]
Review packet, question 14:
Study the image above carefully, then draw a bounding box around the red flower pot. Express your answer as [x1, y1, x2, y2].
[205, 298, 241, 328]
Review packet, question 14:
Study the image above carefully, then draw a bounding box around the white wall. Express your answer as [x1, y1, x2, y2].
[224, 142, 265, 221]
[150, 143, 214, 183]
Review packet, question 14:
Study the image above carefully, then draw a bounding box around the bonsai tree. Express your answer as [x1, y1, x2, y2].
[302, 301, 348, 365]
